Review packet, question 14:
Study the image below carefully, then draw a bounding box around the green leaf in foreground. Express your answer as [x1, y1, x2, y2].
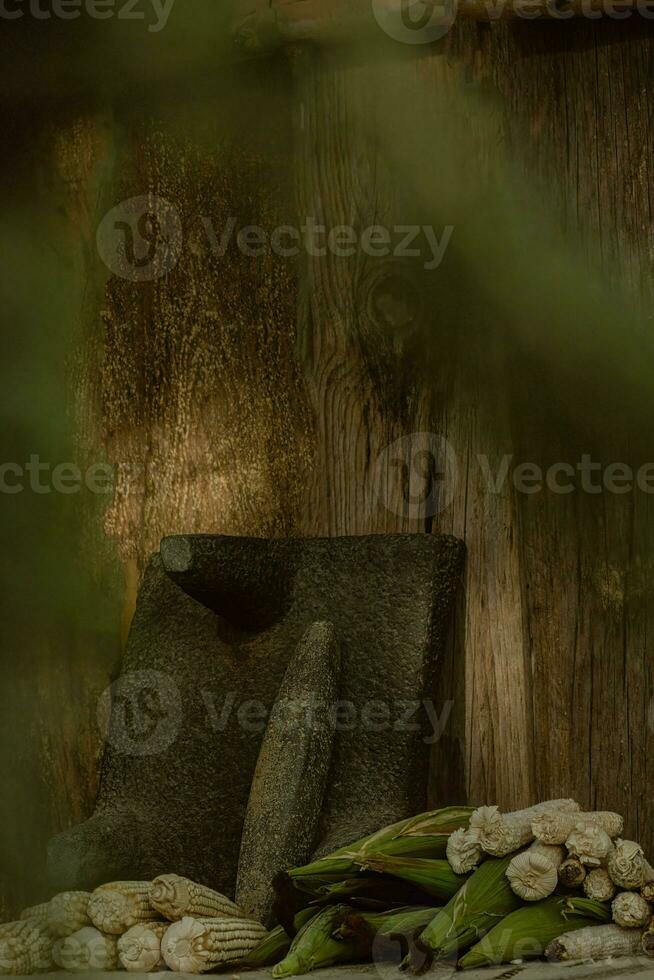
[404, 854, 524, 969]
[458, 896, 611, 970]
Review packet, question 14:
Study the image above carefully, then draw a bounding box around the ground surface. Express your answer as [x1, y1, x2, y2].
[20, 959, 654, 979]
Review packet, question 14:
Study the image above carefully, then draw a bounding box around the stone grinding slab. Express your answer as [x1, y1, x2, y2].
[48, 533, 464, 899]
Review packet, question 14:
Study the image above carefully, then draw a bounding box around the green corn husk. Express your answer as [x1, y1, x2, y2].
[289, 807, 475, 887]
[337, 906, 440, 962]
[243, 909, 318, 970]
[458, 896, 611, 970]
[271, 904, 370, 978]
[355, 854, 469, 903]
[314, 875, 437, 910]
[404, 854, 524, 969]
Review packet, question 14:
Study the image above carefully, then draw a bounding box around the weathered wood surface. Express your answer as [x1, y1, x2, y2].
[3, 14, 654, 918]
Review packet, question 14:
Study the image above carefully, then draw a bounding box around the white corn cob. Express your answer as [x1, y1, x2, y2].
[470, 799, 580, 857]
[53, 926, 119, 972]
[612, 891, 652, 928]
[47, 891, 92, 937]
[0, 920, 52, 975]
[642, 918, 654, 957]
[533, 810, 624, 845]
[118, 922, 168, 971]
[19, 903, 50, 927]
[162, 916, 267, 973]
[546, 923, 642, 961]
[558, 856, 586, 888]
[149, 874, 242, 921]
[506, 842, 564, 901]
[608, 840, 654, 889]
[566, 823, 614, 867]
[446, 827, 483, 874]
[89, 880, 158, 934]
[583, 868, 617, 902]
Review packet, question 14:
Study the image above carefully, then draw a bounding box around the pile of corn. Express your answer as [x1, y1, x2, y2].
[2, 801, 653, 974]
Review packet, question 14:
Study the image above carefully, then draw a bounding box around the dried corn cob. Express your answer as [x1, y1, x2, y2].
[532, 810, 623, 845]
[149, 873, 241, 921]
[506, 842, 564, 901]
[459, 896, 611, 970]
[642, 918, 654, 957]
[272, 905, 369, 978]
[583, 869, 617, 902]
[0, 920, 52, 975]
[243, 910, 318, 970]
[53, 926, 118, 972]
[558, 856, 586, 888]
[407, 854, 523, 967]
[642, 881, 654, 903]
[608, 840, 654, 889]
[546, 923, 642, 961]
[47, 891, 92, 938]
[19, 903, 50, 927]
[611, 891, 651, 928]
[354, 854, 467, 904]
[446, 828, 483, 874]
[566, 823, 613, 867]
[118, 922, 168, 971]
[162, 916, 267, 972]
[470, 800, 580, 857]
[89, 881, 158, 934]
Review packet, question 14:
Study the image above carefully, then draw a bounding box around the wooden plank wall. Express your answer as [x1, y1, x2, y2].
[2, 16, 653, 915]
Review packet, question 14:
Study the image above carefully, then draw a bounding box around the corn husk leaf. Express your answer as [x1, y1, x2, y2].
[458, 896, 611, 969]
[312, 875, 435, 910]
[354, 854, 468, 904]
[405, 854, 524, 968]
[271, 905, 370, 977]
[289, 807, 474, 886]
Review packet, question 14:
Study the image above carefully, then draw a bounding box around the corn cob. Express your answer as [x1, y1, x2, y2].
[506, 842, 565, 901]
[566, 823, 613, 867]
[546, 922, 643, 961]
[242, 910, 318, 970]
[47, 891, 92, 937]
[406, 854, 523, 967]
[642, 881, 654, 903]
[0, 920, 52, 975]
[149, 873, 242, 921]
[611, 891, 651, 928]
[608, 840, 654, 889]
[558, 857, 586, 888]
[469, 800, 580, 857]
[118, 921, 168, 971]
[272, 904, 369, 977]
[459, 896, 611, 970]
[53, 926, 118, 972]
[162, 915, 267, 973]
[446, 828, 483, 874]
[337, 906, 439, 962]
[89, 880, 158, 934]
[19, 903, 50, 927]
[290, 806, 474, 887]
[642, 917, 654, 957]
[583, 868, 617, 902]
[532, 810, 623, 845]
[354, 854, 467, 904]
